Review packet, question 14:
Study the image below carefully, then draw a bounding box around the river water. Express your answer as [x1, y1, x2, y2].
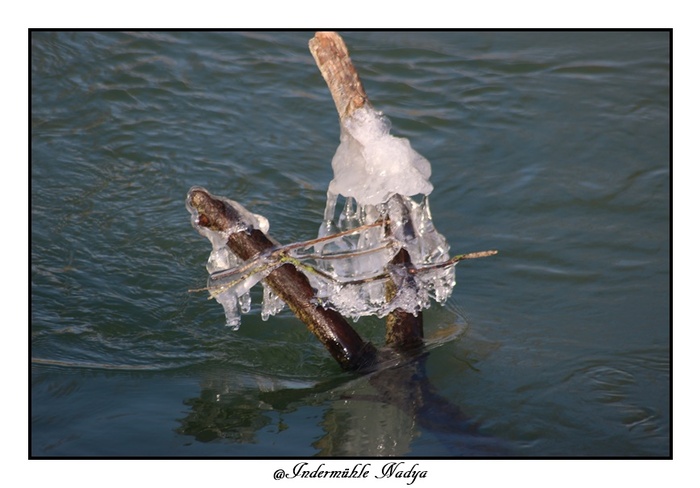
[31, 31, 669, 457]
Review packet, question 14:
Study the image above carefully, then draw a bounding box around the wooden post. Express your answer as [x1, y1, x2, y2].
[384, 248, 424, 349]
[309, 32, 370, 118]
[309, 31, 424, 351]
[188, 188, 378, 372]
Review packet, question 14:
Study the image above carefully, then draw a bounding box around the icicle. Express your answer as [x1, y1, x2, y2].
[261, 282, 286, 321]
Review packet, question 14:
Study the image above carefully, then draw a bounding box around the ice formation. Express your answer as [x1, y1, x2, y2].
[186, 188, 280, 330]
[189, 106, 457, 328]
[313, 106, 455, 320]
[329, 106, 433, 205]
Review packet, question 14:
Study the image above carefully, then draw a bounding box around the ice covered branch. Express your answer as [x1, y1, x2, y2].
[309, 32, 433, 348]
[185, 32, 498, 372]
[187, 188, 378, 371]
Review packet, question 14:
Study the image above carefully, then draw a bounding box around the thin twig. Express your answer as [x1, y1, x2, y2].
[190, 246, 498, 295]
[283, 219, 387, 252]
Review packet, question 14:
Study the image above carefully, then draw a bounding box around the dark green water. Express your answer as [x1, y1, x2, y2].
[31, 31, 670, 457]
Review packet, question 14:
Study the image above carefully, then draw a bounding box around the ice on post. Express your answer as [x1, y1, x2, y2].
[185, 30, 488, 331]
[187, 104, 456, 328]
[315, 105, 456, 320]
[328, 106, 433, 205]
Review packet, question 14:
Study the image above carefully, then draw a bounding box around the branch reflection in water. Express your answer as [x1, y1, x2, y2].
[178, 344, 510, 456]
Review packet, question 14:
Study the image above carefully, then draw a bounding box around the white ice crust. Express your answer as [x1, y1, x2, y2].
[329, 106, 433, 206]
[309, 107, 455, 321]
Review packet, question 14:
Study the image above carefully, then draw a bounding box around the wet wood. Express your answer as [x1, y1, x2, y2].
[384, 248, 424, 350]
[188, 188, 378, 371]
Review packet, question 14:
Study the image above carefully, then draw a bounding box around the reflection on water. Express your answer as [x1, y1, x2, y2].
[31, 31, 669, 457]
[175, 302, 499, 456]
[178, 350, 510, 457]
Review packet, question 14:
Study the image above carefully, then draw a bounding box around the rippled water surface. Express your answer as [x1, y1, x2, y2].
[31, 31, 670, 457]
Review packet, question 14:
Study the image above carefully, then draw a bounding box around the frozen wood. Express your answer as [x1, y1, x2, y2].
[188, 188, 378, 371]
[310, 31, 426, 351]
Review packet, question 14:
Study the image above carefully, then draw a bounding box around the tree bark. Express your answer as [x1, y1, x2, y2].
[309, 32, 369, 119]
